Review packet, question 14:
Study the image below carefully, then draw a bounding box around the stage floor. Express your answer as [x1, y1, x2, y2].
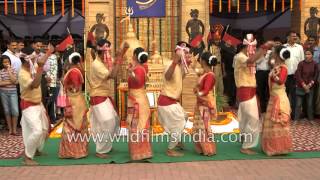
[1, 136, 320, 167]
[0, 119, 320, 166]
[1, 119, 320, 166]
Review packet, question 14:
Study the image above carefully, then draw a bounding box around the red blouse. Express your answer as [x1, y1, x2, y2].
[198, 72, 215, 96]
[64, 68, 83, 89]
[271, 66, 287, 85]
[128, 65, 146, 89]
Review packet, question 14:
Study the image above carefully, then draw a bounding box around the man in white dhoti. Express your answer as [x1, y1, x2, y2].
[89, 39, 128, 159]
[18, 45, 54, 165]
[234, 40, 274, 155]
[157, 41, 191, 157]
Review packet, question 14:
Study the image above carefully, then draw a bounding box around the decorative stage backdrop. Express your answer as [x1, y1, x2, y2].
[115, 0, 180, 57]
[0, 1, 85, 37]
[0, 0, 84, 16]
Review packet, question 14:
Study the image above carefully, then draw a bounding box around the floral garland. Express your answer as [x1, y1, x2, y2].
[210, 112, 234, 125]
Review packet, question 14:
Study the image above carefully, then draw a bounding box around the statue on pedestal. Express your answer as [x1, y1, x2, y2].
[304, 7, 320, 38]
[186, 9, 205, 42]
[186, 9, 205, 57]
[87, 13, 110, 48]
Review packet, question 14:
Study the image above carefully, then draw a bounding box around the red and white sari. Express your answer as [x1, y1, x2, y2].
[127, 65, 152, 160]
[262, 64, 292, 156]
[192, 72, 217, 156]
[59, 68, 89, 159]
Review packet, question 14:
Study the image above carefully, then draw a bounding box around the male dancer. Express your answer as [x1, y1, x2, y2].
[19, 45, 54, 165]
[158, 41, 191, 157]
[89, 39, 128, 158]
[234, 40, 273, 154]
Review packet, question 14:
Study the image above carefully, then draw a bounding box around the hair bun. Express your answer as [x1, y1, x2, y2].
[208, 56, 218, 66]
[69, 52, 81, 64]
[280, 48, 290, 60]
[283, 50, 290, 59]
[138, 52, 148, 64]
[201, 51, 217, 66]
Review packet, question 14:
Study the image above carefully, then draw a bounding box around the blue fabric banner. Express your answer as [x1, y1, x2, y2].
[127, 0, 166, 17]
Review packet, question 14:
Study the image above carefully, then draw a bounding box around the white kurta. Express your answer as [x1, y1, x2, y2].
[21, 104, 49, 159]
[90, 98, 119, 154]
[158, 103, 186, 149]
[237, 96, 260, 149]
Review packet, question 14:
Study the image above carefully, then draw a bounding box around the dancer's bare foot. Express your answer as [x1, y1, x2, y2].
[167, 149, 184, 157]
[195, 145, 203, 154]
[23, 157, 38, 166]
[12, 130, 17, 135]
[240, 148, 257, 155]
[206, 153, 216, 157]
[35, 151, 47, 156]
[176, 142, 184, 150]
[96, 153, 109, 159]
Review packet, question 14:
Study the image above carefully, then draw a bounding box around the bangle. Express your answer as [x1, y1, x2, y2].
[260, 45, 268, 51]
[115, 57, 123, 65]
[116, 60, 123, 65]
[131, 72, 136, 78]
[37, 67, 43, 74]
[308, 81, 314, 87]
[197, 91, 204, 97]
[302, 82, 306, 86]
[46, 51, 52, 57]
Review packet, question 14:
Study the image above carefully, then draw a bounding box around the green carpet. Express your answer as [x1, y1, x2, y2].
[1, 136, 320, 166]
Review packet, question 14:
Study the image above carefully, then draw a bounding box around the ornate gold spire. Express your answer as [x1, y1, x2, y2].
[149, 40, 163, 64]
[120, 7, 143, 64]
